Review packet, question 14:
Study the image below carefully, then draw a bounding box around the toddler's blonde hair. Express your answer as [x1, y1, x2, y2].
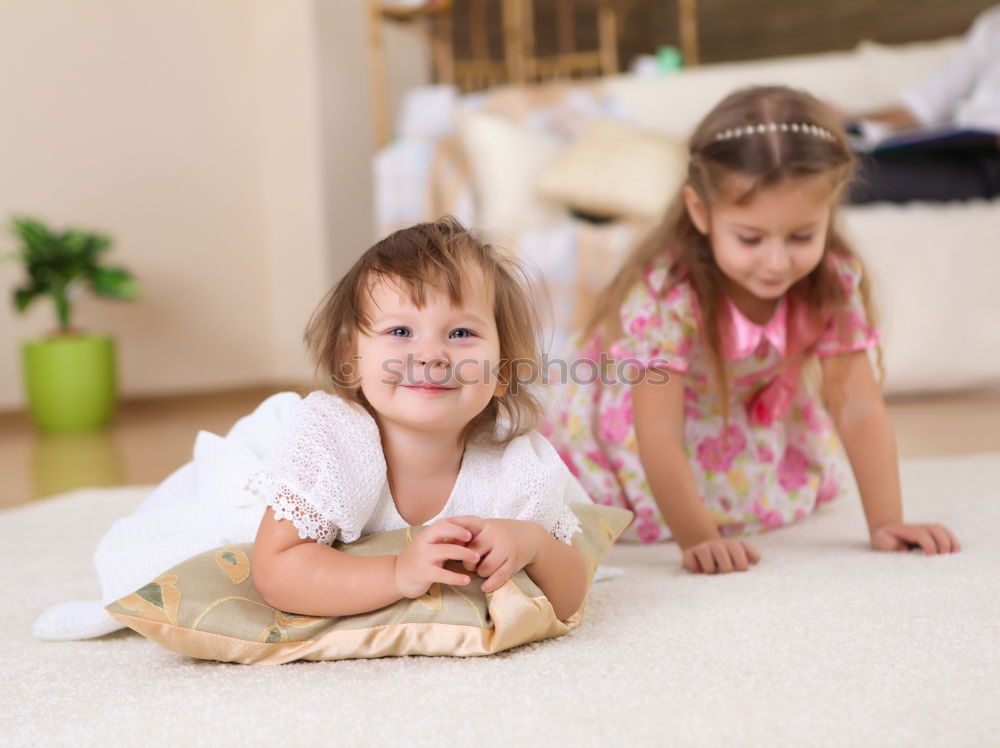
[305, 217, 544, 444]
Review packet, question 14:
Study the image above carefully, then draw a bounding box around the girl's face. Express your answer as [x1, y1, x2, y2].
[355, 266, 503, 438]
[685, 174, 835, 317]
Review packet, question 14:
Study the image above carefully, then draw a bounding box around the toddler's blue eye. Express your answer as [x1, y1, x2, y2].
[450, 328, 475, 339]
[738, 236, 762, 246]
[387, 327, 411, 337]
[790, 234, 813, 243]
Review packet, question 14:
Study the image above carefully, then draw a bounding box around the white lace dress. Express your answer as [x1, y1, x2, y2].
[247, 391, 585, 545]
[34, 390, 586, 641]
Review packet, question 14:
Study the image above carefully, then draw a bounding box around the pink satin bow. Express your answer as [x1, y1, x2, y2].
[745, 366, 799, 427]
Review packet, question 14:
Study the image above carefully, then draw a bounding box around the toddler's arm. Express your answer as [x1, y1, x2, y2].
[252, 508, 480, 616]
[524, 526, 589, 620]
[449, 516, 588, 621]
[633, 371, 759, 573]
[822, 351, 959, 554]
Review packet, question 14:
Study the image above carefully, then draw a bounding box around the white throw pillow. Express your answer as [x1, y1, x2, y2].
[459, 111, 569, 237]
[397, 84, 459, 140]
[536, 119, 688, 221]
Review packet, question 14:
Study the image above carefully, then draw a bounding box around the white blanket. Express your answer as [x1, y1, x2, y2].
[32, 392, 302, 640]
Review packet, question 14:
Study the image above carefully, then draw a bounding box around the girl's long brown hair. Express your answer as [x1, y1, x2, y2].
[586, 85, 879, 416]
[304, 216, 544, 445]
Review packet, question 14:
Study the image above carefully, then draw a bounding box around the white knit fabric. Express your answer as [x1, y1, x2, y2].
[246, 391, 585, 545]
[33, 391, 302, 641]
[33, 390, 586, 641]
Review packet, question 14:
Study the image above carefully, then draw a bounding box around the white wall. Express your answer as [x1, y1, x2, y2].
[0, 0, 269, 408]
[315, 0, 376, 305]
[252, 0, 335, 386]
[0, 0, 429, 410]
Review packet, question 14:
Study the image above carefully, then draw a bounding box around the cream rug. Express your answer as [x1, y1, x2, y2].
[3, 454, 999, 746]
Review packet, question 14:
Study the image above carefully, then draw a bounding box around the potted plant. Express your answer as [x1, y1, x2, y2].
[4, 216, 139, 432]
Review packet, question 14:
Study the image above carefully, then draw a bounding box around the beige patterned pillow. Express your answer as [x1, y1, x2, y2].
[536, 119, 688, 220]
[106, 503, 632, 665]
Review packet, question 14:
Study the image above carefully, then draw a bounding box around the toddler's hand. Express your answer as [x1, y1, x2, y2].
[394, 518, 481, 599]
[449, 516, 543, 593]
[682, 538, 760, 574]
[870, 522, 960, 555]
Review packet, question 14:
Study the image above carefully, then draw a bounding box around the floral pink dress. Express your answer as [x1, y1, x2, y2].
[544, 252, 879, 543]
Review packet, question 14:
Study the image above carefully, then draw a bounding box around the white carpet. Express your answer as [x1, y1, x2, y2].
[3, 455, 999, 747]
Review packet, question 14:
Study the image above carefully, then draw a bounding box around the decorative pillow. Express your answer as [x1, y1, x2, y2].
[106, 503, 632, 665]
[458, 110, 569, 237]
[536, 119, 688, 221]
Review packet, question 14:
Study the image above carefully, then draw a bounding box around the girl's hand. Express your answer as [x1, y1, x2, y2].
[870, 523, 960, 555]
[449, 516, 543, 593]
[393, 519, 481, 599]
[682, 538, 761, 574]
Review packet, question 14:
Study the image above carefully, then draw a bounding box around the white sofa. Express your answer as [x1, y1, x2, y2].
[376, 39, 1000, 395]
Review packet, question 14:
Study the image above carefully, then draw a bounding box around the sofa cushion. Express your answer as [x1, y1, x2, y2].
[537, 119, 688, 221]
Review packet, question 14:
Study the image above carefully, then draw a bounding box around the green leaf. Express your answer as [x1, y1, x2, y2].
[6, 215, 135, 328]
[13, 285, 44, 314]
[89, 266, 138, 299]
[61, 230, 90, 257]
[88, 233, 113, 255]
[11, 216, 48, 242]
[11, 217, 53, 260]
[136, 582, 165, 610]
[264, 627, 283, 643]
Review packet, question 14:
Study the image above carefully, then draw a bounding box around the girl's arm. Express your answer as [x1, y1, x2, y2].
[633, 370, 760, 572]
[449, 516, 588, 621]
[821, 351, 959, 554]
[847, 105, 920, 131]
[252, 508, 479, 616]
[524, 529, 589, 620]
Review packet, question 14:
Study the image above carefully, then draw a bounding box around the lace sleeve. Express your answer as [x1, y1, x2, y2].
[245, 392, 386, 545]
[496, 431, 588, 545]
[246, 471, 337, 545]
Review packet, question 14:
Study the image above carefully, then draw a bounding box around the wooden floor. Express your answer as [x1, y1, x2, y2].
[1, 386, 998, 510]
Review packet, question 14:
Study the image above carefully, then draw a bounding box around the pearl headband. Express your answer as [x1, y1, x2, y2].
[713, 122, 835, 142]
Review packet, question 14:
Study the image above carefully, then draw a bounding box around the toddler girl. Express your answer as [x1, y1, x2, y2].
[34, 218, 589, 641]
[250, 218, 588, 620]
[546, 86, 959, 574]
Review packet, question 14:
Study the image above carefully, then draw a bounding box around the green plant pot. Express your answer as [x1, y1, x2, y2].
[22, 334, 118, 433]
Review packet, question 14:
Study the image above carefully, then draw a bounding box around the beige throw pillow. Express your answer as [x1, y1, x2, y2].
[537, 119, 688, 221]
[106, 503, 632, 665]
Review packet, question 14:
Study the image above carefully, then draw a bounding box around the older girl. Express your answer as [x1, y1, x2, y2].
[546, 86, 959, 573]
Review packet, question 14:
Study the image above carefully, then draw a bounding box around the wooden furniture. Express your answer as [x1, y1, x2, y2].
[366, 0, 700, 146]
[678, 0, 700, 66]
[518, 0, 620, 81]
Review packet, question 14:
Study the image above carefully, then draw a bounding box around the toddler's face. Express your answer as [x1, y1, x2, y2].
[687, 173, 834, 318]
[355, 266, 502, 438]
